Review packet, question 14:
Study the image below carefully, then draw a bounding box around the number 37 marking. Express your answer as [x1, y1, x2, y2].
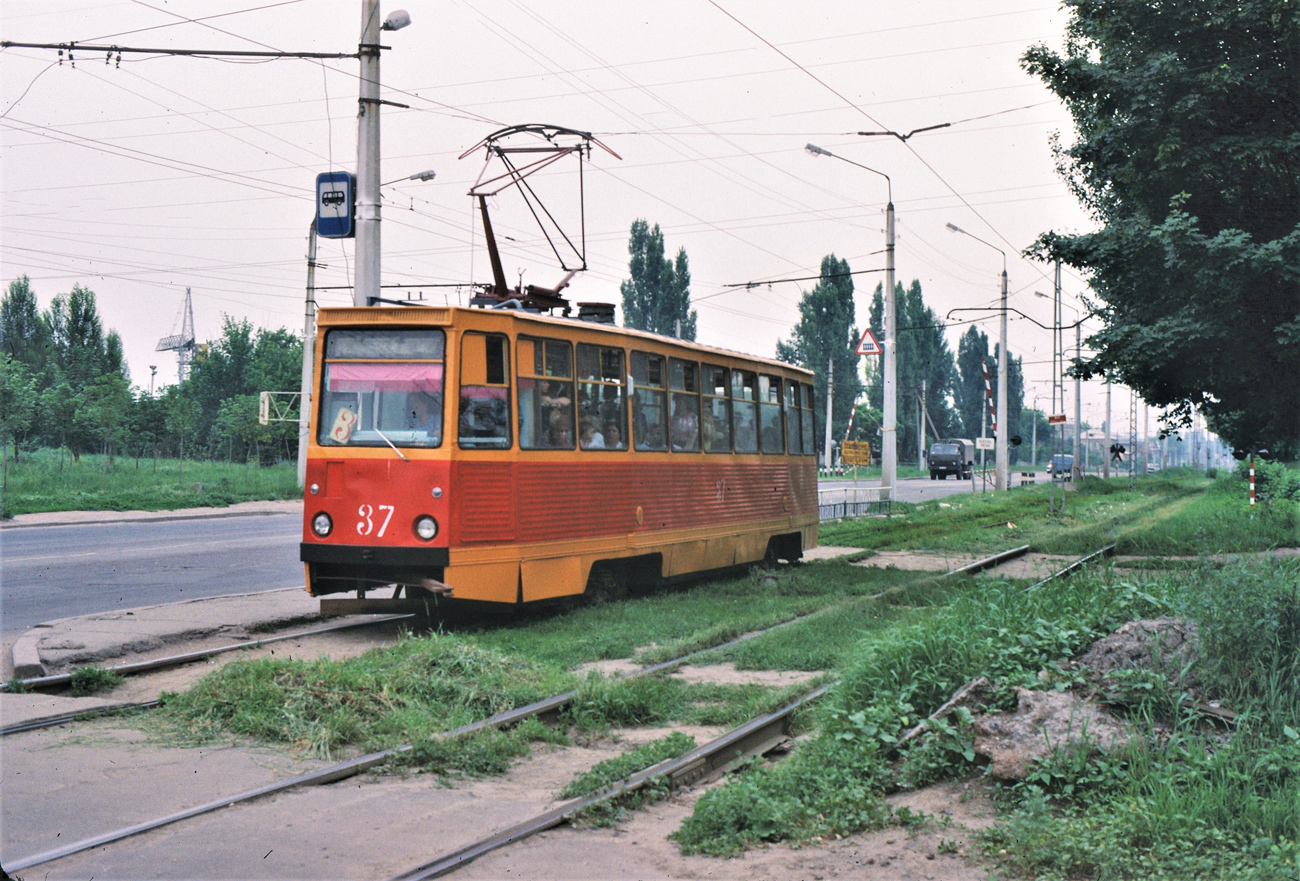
[357, 503, 395, 537]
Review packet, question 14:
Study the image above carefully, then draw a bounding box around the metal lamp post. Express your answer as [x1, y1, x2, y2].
[805, 144, 896, 494]
[946, 222, 1008, 491]
[354, 2, 411, 307]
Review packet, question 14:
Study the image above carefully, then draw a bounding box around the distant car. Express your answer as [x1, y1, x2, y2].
[1048, 454, 1074, 481]
[1146, 463, 1158, 473]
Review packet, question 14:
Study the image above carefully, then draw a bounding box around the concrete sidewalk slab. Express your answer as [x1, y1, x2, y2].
[10, 587, 322, 678]
[0, 498, 302, 530]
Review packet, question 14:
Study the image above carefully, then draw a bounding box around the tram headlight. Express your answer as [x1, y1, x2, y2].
[311, 512, 333, 537]
[414, 515, 438, 541]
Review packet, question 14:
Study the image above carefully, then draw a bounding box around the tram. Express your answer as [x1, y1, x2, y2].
[299, 304, 819, 608]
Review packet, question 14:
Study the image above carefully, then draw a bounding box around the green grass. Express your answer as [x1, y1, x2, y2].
[559, 731, 697, 826]
[820, 469, 1298, 557]
[157, 634, 575, 760]
[671, 559, 1300, 879]
[68, 664, 124, 696]
[1, 446, 299, 517]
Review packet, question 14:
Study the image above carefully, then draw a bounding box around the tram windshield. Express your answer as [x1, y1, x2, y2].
[317, 329, 445, 448]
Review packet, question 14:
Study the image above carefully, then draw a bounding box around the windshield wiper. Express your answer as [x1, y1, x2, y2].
[372, 427, 409, 461]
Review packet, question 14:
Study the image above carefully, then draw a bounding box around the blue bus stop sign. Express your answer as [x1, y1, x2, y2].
[316, 171, 356, 238]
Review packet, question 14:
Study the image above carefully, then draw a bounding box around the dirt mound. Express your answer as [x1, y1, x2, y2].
[1075, 616, 1200, 691]
[972, 687, 1133, 779]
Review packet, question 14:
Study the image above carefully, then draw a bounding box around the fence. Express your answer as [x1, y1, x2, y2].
[818, 485, 892, 521]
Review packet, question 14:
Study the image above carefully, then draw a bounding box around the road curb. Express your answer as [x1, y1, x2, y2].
[11, 634, 45, 679]
[0, 501, 303, 530]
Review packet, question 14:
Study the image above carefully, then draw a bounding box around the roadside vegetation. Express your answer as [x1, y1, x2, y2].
[822, 467, 1299, 556]
[152, 463, 1297, 876]
[1, 447, 298, 516]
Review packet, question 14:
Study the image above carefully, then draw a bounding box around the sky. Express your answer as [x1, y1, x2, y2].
[1, 0, 1162, 437]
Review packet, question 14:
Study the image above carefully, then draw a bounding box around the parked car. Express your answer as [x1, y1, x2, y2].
[929, 439, 974, 480]
[1048, 454, 1074, 480]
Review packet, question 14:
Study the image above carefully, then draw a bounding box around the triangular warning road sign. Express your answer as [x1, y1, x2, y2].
[855, 329, 882, 356]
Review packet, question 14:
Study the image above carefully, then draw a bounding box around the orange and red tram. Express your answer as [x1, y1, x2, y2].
[300, 305, 819, 607]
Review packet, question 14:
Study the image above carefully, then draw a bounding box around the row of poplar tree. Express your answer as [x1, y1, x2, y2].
[0, 276, 303, 469]
[619, 224, 1043, 464]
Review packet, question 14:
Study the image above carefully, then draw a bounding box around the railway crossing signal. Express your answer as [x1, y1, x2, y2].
[855, 329, 882, 356]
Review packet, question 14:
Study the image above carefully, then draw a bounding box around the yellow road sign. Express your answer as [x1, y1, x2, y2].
[841, 440, 872, 466]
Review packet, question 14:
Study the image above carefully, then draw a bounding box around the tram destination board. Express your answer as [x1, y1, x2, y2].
[841, 441, 872, 466]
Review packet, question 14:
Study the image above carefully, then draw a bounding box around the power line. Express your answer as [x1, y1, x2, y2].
[0, 41, 357, 60]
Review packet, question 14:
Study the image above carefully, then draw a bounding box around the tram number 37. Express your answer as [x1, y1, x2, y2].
[357, 504, 395, 537]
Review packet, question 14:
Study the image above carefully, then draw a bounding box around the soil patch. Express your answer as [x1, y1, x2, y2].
[456, 777, 997, 880]
[669, 662, 822, 688]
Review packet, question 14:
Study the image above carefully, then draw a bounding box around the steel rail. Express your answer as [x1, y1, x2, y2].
[6, 544, 1106, 873]
[1, 606, 828, 872]
[392, 541, 1112, 879]
[390, 684, 834, 881]
[5, 613, 415, 693]
[941, 544, 1031, 578]
[0, 700, 162, 737]
[1026, 544, 1116, 592]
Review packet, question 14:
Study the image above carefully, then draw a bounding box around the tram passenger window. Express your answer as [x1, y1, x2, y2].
[785, 381, 802, 455]
[801, 383, 816, 455]
[669, 359, 701, 452]
[459, 333, 511, 449]
[517, 337, 575, 449]
[759, 375, 785, 454]
[702, 365, 731, 453]
[732, 370, 758, 453]
[631, 352, 667, 451]
[576, 344, 626, 450]
[317, 328, 445, 449]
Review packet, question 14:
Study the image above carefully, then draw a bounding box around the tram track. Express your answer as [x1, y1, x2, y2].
[3, 542, 1098, 876]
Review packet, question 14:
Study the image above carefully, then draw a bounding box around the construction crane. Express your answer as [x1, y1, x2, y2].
[156, 287, 196, 383]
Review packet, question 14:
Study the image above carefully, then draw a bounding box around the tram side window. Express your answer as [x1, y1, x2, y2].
[732, 370, 758, 453]
[702, 365, 731, 453]
[669, 358, 701, 452]
[458, 332, 511, 449]
[317, 328, 445, 449]
[630, 352, 668, 451]
[517, 337, 575, 449]
[784, 381, 802, 455]
[759, 375, 785, 454]
[576, 344, 627, 450]
[801, 383, 816, 455]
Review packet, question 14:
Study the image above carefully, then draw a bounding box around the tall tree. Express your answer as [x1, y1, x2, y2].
[867, 280, 959, 460]
[1022, 0, 1300, 455]
[0, 276, 50, 378]
[47, 284, 110, 388]
[620, 220, 697, 339]
[775, 254, 863, 444]
[954, 327, 991, 442]
[0, 356, 37, 482]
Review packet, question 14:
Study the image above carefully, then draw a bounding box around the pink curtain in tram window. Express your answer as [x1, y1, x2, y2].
[328, 362, 443, 394]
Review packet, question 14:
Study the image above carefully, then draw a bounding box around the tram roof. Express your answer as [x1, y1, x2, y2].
[316, 305, 814, 378]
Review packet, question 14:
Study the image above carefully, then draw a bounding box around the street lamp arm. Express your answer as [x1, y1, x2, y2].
[804, 144, 891, 203]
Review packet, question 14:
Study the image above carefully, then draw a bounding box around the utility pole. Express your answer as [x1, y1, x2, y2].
[354, 0, 382, 307]
[299, 220, 318, 489]
[882, 197, 897, 494]
[1073, 321, 1082, 481]
[1103, 379, 1111, 479]
[995, 267, 1009, 491]
[823, 356, 834, 470]
[1143, 402, 1149, 473]
[917, 379, 926, 468]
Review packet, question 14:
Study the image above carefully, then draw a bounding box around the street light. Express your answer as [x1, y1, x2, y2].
[946, 222, 1009, 491]
[805, 144, 896, 494]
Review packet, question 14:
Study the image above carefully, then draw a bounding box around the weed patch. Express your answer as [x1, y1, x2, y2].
[68, 665, 124, 696]
[561, 731, 696, 826]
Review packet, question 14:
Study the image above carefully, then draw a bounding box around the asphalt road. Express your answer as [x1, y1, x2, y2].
[0, 514, 303, 639]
